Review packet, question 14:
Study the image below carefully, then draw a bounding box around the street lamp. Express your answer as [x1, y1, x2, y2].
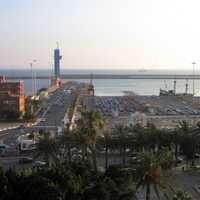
[30, 60, 37, 96]
[192, 62, 196, 96]
[48, 61, 53, 87]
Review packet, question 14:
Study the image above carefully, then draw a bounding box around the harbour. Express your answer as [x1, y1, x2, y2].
[2, 1, 200, 199]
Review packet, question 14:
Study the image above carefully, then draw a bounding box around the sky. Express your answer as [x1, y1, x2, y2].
[1, 0, 200, 70]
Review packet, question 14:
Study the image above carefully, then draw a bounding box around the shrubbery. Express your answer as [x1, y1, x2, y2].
[0, 161, 136, 200]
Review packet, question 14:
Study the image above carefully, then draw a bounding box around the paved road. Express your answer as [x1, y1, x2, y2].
[169, 167, 200, 200]
[36, 82, 78, 129]
[0, 81, 85, 170]
[0, 128, 26, 145]
[0, 83, 77, 144]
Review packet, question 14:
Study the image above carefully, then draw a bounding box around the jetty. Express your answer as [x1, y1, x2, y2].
[6, 74, 200, 80]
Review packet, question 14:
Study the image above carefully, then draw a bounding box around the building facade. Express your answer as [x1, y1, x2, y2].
[0, 77, 25, 114]
[54, 48, 62, 77]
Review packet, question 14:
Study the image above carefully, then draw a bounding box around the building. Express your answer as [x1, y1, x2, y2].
[0, 76, 25, 114]
[52, 46, 62, 89]
[54, 47, 62, 78]
[51, 77, 62, 88]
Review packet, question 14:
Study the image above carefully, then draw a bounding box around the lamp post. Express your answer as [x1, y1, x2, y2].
[192, 62, 196, 96]
[30, 60, 37, 96]
[48, 61, 53, 87]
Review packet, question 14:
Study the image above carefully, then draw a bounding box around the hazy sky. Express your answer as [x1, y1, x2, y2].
[1, 0, 200, 70]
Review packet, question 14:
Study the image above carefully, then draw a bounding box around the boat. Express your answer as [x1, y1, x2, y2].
[123, 91, 138, 96]
[159, 79, 194, 97]
[159, 89, 175, 96]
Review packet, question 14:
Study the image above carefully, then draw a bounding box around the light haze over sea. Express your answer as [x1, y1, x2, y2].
[1, 69, 200, 96]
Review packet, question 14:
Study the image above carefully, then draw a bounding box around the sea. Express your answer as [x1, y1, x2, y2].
[1, 68, 200, 96]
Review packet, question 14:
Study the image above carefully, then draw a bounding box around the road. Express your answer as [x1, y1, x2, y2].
[169, 167, 200, 200]
[0, 81, 83, 144]
[36, 82, 77, 129]
[0, 81, 83, 170]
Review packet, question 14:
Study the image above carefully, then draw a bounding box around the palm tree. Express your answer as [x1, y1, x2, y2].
[34, 132, 58, 165]
[157, 147, 174, 170]
[96, 131, 111, 170]
[135, 148, 173, 200]
[77, 109, 105, 172]
[171, 129, 181, 164]
[57, 134, 76, 163]
[136, 152, 161, 200]
[73, 128, 89, 161]
[145, 123, 158, 150]
[187, 123, 200, 166]
[178, 121, 198, 166]
[132, 124, 147, 152]
[112, 124, 128, 167]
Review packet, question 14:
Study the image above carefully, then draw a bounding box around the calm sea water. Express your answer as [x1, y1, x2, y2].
[1, 69, 200, 96]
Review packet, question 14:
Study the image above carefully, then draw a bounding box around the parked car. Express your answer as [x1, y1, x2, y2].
[18, 124, 26, 129]
[129, 157, 141, 164]
[176, 156, 184, 164]
[195, 153, 200, 159]
[125, 148, 131, 153]
[0, 144, 10, 156]
[32, 161, 46, 168]
[40, 118, 46, 122]
[19, 157, 33, 164]
[130, 156, 137, 161]
[128, 152, 137, 158]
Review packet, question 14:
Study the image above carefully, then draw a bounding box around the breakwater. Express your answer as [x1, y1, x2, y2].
[6, 74, 200, 80]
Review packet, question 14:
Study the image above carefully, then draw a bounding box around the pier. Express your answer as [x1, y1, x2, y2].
[6, 74, 200, 80]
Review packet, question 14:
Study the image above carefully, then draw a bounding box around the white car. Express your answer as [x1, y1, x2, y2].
[32, 161, 46, 168]
[40, 118, 46, 122]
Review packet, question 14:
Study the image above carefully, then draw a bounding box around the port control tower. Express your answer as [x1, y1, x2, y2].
[54, 43, 62, 78]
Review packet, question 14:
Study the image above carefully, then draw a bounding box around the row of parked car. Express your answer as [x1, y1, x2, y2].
[128, 152, 200, 165]
[18, 157, 46, 168]
[0, 144, 19, 156]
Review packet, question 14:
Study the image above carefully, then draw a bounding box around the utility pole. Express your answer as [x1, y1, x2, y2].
[173, 78, 177, 95]
[192, 62, 196, 96]
[185, 79, 189, 94]
[34, 72, 37, 95]
[30, 62, 33, 96]
[48, 61, 53, 86]
[30, 60, 37, 96]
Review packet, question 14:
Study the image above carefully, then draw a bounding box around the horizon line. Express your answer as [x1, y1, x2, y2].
[0, 67, 195, 71]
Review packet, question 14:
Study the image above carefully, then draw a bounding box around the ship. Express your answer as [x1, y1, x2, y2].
[123, 90, 138, 96]
[159, 79, 194, 97]
[159, 89, 175, 96]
